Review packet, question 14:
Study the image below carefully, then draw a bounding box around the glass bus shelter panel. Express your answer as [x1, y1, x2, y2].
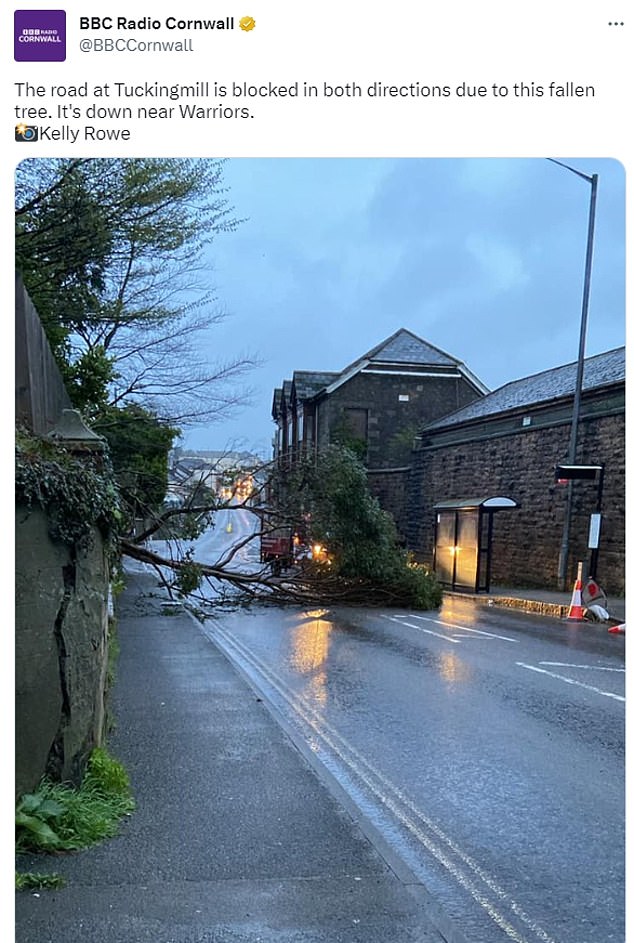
[435, 512, 456, 585]
[454, 510, 479, 589]
[433, 496, 518, 593]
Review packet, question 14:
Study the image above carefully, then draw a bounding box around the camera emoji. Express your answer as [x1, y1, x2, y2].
[15, 124, 39, 142]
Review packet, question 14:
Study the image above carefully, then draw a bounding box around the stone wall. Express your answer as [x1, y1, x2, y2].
[316, 372, 482, 468]
[408, 408, 625, 594]
[15, 505, 110, 797]
[367, 467, 411, 541]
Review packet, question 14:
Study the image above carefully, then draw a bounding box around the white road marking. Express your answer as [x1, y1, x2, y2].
[395, 613, 517, 643]
[384, 616, 461, 643]
[206, 617, 559, 943]
[539, 661, 624, 673]
[516, 662, 625, 702]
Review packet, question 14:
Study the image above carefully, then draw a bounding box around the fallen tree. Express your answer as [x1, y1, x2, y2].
[121, 446, 443, 611]
[121, 535, 439, 608]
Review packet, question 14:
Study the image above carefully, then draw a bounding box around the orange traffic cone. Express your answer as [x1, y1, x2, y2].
[567, 565, 584, 622]
[608, 623, 625, 634]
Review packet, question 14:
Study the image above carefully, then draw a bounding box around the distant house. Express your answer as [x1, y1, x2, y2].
[408, 347, 625, 593]
[167, 449, 261, 504]
[272, 328, 488, 470]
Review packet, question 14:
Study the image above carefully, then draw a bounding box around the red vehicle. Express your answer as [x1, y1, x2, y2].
[260, 526, 293, 575]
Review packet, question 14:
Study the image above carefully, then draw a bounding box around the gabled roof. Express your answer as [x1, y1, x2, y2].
[292, 370, 339, 402]
[423, 346, 625, 431]
[325, 328, 489, 395]
[272, 381, 293, 421]
[272, 387, 283, 419]
[341, 328, 463, 372]
[282, 379, 292, 404]
[271, 328, 490, 419]
[367, 328, 463, 367]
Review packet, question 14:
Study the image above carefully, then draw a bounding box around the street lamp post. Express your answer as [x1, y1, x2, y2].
[549, 160, 599, 590]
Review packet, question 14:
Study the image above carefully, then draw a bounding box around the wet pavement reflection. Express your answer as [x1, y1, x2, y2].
[288, 611, 333, 707]
[208, 597, 624, 943]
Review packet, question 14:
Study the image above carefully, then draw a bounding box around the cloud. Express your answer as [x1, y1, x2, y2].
[184, 158, 625, 450]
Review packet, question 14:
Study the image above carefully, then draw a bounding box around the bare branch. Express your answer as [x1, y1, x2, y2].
[120, 537, 415, 608]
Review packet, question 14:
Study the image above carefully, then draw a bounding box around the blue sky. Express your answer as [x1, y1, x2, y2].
[185, 157, 625, 456]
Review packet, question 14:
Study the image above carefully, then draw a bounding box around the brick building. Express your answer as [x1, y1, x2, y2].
[407, 347, 625, 594]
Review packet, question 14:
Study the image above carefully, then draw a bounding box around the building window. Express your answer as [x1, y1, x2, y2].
[343, 407, 368, 441]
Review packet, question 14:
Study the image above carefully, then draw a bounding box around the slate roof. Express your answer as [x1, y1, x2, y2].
[424, 346, 625, 431]
[272, 328, 489, 416]
[324, 328, 489, 395]
[272, 388, 283, 417]
[272, 381, 293, 419]
[292, 371, 339, 401]
[345, 328, 464, 371]
[367, 328, 461, 367]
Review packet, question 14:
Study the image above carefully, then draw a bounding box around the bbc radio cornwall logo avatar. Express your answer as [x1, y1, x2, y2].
[15, 10, 66, 62]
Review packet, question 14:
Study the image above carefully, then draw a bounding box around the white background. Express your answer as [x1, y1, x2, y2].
[7, 0, 631, 930]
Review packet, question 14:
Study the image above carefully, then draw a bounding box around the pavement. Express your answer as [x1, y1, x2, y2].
[15, 567, 449, 943]
[455, 584, 626, 623]
[15, 569, 624, 943]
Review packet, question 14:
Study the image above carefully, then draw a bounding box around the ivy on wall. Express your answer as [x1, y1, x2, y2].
[15, 429, 122, 554]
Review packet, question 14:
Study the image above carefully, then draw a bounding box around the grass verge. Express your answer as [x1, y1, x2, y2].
[16, 746, 135, 889]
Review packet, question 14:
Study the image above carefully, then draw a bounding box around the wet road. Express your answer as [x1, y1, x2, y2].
[201, 597, 625, 943]
[192, 506, 261, 572]
[148, 506, 262, 600]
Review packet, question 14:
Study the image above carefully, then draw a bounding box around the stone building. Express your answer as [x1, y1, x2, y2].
[272, 328, 488, 471]
[270, 332, 624, 594]
[407, 347, 625, 594]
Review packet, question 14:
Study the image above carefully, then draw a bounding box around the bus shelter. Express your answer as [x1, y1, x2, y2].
[433, 496, 519, 593]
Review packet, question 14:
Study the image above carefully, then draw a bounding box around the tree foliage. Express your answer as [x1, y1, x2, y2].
[280, 446, 442, 608]
[115, 446, 442, 610]
[15, 157, 256, 424]
[93, 405, 180, 530]
[15, 161, 440, 610]
[330, 416, 368, 462]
